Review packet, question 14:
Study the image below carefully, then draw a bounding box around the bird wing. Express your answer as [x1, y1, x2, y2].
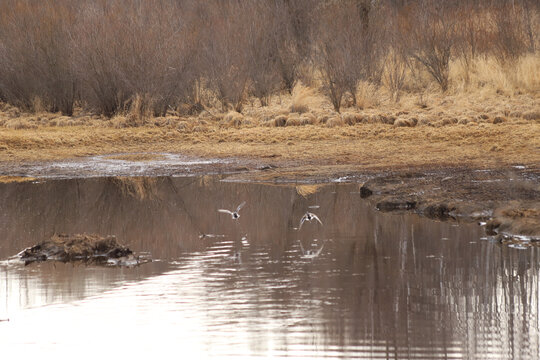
[218, 209, 233, 215]
[236, 201, 246, 212]
[311, 213, 323, 225]
[298, 214, 307, 230]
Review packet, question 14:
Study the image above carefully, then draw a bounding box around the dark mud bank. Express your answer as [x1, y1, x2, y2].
[359, 167, 540, 239]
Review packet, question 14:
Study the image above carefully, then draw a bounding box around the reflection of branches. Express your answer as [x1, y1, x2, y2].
[166, 177, 205, 235]
[110, 177, 159, 201]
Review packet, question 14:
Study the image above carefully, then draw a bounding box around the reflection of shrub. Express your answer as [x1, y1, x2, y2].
[111, 177, 158, 201]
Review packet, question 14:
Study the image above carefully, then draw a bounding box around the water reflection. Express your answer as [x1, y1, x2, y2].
[0, 177, 538, 359]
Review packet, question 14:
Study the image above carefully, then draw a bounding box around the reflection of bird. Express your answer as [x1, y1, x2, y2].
[298, 239, 327, 259]
[298, 212, 323, 230]
[231, 251, 242, 262]
[218, 201, 246, 220]
[241, 234, 249, 247]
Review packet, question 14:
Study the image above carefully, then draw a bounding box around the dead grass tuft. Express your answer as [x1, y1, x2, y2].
[355, 82, 380, 109]
[523, 111, 540, 121]
[342, 113, 360, 126]
[272, 115, 288, 127]
[285, 114, 303, 126]
[300, 112, 318, 125]
[394, 118, 417, 127]
[223, 111, 245, 128]
[418, 117, 431, 126]
[4, 119, 37, 130]
[325, 116, 344, 128]
[492, 116, 507, 124]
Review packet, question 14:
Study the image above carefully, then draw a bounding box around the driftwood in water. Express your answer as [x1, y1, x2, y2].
[17, 233, 145, 266]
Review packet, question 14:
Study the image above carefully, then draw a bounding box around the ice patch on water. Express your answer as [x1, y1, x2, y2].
[16, 153, 228, 179]
[508, 243, 530, 250]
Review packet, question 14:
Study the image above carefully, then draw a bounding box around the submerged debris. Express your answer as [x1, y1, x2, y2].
[420, 203, 456, 220]
[496, 233, 540, 248]
[376, 197, 417, 211]
[15, 233, 149, 266]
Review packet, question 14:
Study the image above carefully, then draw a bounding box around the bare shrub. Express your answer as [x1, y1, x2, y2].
[73, 0, 196, 116]
[315, 1, 384, 112]
[198, 1, 252, 113]
[0, 1, 77, 115]
[384, 49, 408, 102]
[272, 0, 316, 93]
[0, 0, 537, 119]
[491, 4, 529, 65]
[245, 3, 282, 107]
[407, 3, 457, 92]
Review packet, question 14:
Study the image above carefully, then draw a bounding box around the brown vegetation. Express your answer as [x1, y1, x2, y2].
[16, 233, 142, 266]
[0, 0, 538, 187]
[0, 0, 537, 118]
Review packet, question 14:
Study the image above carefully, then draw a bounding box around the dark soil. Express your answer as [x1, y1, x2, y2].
[358, 166, 540, 238]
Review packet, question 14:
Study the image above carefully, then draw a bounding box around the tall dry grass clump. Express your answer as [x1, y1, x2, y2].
[290, 84, 319, 114]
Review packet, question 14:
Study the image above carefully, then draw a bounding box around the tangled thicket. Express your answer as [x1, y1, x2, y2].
[0, 0, 538, 116]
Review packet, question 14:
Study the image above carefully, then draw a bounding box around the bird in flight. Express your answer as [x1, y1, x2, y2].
[218, 201, 246, 220]
[298, 212, 323, 230]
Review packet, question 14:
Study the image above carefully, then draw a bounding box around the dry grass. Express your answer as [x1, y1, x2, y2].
[469, 55, 540, 94]
[0, 56, 538, 174]
[290, 83, 322, 114]
[0, 176, 37, 183]
[0, 116, 538, 173]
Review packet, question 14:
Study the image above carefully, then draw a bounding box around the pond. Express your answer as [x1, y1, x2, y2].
[0, 176, 538, 359]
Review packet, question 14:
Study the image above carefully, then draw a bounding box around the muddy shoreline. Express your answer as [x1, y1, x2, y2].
[1, 154, 538, 240]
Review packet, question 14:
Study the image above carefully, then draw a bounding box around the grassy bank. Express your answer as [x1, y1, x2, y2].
[0, 95, 538, 171]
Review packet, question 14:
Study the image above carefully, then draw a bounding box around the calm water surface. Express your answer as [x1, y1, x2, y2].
[0, 177, 538, 359]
